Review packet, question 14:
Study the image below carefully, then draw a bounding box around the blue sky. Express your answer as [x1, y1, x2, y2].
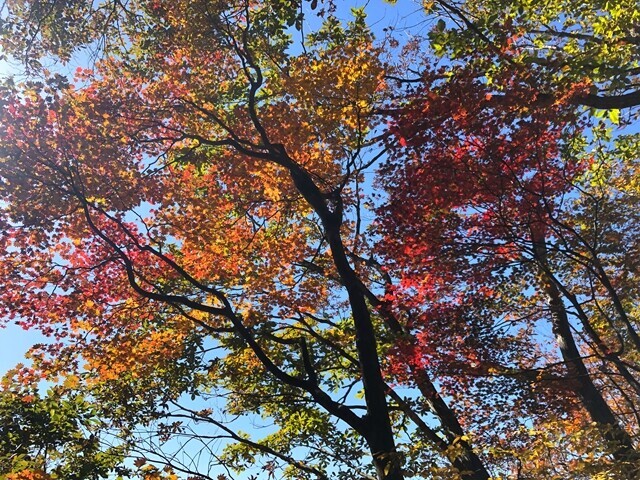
[0, 323, 48, 374]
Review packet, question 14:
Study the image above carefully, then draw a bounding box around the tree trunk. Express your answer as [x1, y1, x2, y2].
[532, 232, 640, 475]
[284, 155, 403, 480]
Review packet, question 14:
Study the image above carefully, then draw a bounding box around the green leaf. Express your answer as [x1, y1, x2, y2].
[609, 108, 620, 125]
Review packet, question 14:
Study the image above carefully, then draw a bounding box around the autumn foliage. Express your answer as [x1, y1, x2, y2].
[1, 1, 640, 479]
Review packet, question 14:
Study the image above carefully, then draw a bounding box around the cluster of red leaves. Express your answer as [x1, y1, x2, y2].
[376, 66, 589, 418]
[6, 470, 51, 480]
[380, 67, 587, 273]
[0, 77, 196, 379]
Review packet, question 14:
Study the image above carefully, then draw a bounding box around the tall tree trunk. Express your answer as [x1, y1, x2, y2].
[531, 231, 640, 475]
[284, 154, 403, 480]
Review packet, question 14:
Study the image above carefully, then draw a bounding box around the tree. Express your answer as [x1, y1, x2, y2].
[0, 0, 639, 479]
[0, 376, 126, 479]
[0, 2, 485, 479]
[377, 13, 640, 478]
[425, 0, 640, 110]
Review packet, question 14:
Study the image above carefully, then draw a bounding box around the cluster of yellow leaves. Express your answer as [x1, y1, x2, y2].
[274, 42, 386, 170]
[83, 321, 189, 382]
[485, 416, 630, 479]
[286, 43, 384, 128]
[139, 464, 179, 480]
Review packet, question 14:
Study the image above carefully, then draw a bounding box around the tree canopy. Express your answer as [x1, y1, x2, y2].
[0, 1, 639, 479]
